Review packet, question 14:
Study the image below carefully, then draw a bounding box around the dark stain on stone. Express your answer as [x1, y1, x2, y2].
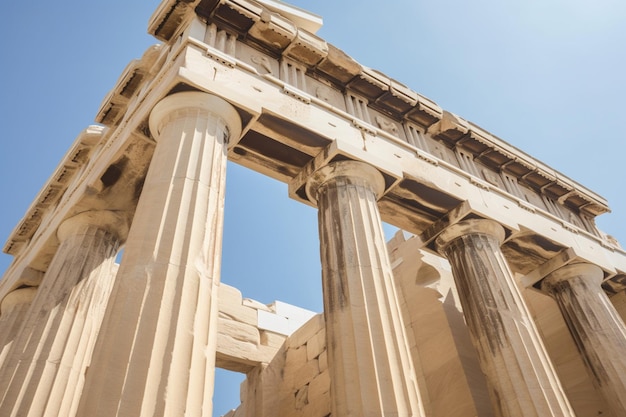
[100, 157, 128, 188]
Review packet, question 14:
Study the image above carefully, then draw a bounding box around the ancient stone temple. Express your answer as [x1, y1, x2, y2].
[1, 1, 625, 416]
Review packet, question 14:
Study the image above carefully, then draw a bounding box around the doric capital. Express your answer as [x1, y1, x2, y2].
[435, 218, 505, 254]
[0, 286, 37, 316]
[542, 262, 604, 291]
[149, 91, 242, 142]
[57, 210, 129, 244]
[305, 160, 385, 204]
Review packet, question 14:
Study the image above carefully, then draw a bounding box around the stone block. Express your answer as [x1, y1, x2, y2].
[306, 329, 326, 361]
[286, 314, 324, 348]
[258, 309, 290, 335]
[232, 406, 245, 417]
[216, 336, 281, 372]
[318, 350, 327, 372]
[307, 369, 330, 400]
[302, 389, 330, 417]
[292, 359, 319, 390]
[285, 345, 307, 369]
[295, 384, 309, 410]
[243, 298, 272, 312]
[272, 300, 317, 333]
[218, 317, 260, 345]
[260, 329, 287, 348]
[219, 283, 243, 304]
[219, 303, 258, 327]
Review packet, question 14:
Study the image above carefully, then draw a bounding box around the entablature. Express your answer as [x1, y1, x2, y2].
[141, 0, 608, 219]
[3, 126, 105, 256]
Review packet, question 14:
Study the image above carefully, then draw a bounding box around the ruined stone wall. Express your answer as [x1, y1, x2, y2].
[223, 313, 330, 417]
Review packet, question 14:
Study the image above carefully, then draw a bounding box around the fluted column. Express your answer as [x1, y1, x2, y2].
[306, 161, 425, 417]
[77, 92, 241, 417]
[0, 286, 38, 369]
[542, 263, 626, 416]
[435, 219, 574, 417]
[0, 210, 126, 417]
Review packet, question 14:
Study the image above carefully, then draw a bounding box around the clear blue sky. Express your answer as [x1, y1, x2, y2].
[1, 1, 625, 415]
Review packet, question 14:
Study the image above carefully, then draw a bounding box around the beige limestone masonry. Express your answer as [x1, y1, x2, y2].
[1, 1, 625, 416]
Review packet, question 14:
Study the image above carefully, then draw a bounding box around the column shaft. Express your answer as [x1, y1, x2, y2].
[436, 219, 574, 417]
[0, 287, 38, 369]
[542, 263, 626, 416]
[77, 92, 241, 417]
[43, 263, 120, 417]
[308, 161, 425, 417]
[0, 211, 123, 417]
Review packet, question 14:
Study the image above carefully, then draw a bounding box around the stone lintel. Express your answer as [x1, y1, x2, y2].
[172, 44, 608, 266]
[147, 0, 609, 217]
[175, 34, 607, 222]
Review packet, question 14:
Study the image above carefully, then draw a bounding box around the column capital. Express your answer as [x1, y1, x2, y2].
[435, 218, 505, 254]
[542, 263, 604, 291]
[149, 91, 241, 142]
[305, 160, 385, 204]
[57, 210, 129, 244]
[0, 287, 37, 316]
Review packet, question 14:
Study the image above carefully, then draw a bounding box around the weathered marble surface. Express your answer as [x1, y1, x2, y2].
[0, 1, 625, 416]
[0, 210, 124, 417]
[436, 219, 574, 417]
[76, 92, 241, 417]
[307, 161, 426, 417]
[543, 263, 626, 416]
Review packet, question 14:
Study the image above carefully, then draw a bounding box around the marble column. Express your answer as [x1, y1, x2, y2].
[0, 210, 126, 417]
[306, 161, 426, 417]
[435, 219, 574, 417]
[0, 286, 38, 369]
[542, 263, 626, 416]
[77, 92, 241, 417]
